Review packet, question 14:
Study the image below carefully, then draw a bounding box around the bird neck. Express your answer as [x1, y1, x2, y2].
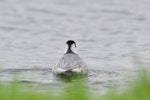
[66, 45, 74, 53]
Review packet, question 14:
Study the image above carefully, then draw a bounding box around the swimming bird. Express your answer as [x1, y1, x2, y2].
[53, 40, 88, 75]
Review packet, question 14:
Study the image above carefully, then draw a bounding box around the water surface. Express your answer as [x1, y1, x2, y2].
[0, 0, 150, 92]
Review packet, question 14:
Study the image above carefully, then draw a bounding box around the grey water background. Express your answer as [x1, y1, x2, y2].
[0, 0, 150, 92]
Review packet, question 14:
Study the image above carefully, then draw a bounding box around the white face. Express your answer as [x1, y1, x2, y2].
[64, 43, 77, 53]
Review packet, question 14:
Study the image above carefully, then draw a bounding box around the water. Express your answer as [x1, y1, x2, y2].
[0, 0, 150, 92]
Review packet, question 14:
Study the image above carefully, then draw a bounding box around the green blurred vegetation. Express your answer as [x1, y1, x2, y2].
[0, 70, 150, 100]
